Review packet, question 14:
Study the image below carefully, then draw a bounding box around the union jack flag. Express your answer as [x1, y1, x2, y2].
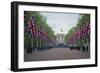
[28, 16, 36, 38]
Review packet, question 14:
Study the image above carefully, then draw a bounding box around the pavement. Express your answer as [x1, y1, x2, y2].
[24, 48, 90, 62]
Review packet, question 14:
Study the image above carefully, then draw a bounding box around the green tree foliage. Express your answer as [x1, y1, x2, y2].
[65, 14, 90, 47]
[24, 32, 31, 49]
[77, 14, 90, 27]
[24, 11, 55, 49]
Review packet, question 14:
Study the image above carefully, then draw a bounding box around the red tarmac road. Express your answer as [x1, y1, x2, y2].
[24, 48, 90, 62]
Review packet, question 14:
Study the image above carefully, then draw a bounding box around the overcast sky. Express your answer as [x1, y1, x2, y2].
[40, 12, 80, 35]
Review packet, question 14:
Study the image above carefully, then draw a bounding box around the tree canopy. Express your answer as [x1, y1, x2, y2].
[24, 11, 55, 49]
[64, 14, 90, 46]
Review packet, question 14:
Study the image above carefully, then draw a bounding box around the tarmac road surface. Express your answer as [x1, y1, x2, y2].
[24, 48, 90, 62]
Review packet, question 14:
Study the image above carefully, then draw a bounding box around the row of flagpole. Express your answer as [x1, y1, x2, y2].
[25, 16, 56, 51]
[65, 22, 90, 48]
